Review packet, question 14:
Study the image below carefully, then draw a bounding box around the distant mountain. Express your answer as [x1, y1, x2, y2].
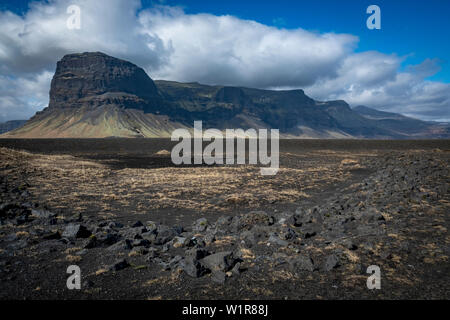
[2, 52, 448, 139]
[353, 105, 450, 138]
[0, 120, 27, 134]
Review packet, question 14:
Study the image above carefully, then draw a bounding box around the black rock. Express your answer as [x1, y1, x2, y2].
[200, 251, 238, 272]
[279, 227, 297, 241]
[268, 234, 289, 246]
[231, 262, 241, 276]
[62, 224, 91, 239]
[289, 255, 314, 272]
[132, 239, 151, 247]
[180, 257, 209, 278]
[120, 227, 144, 240]
[109, 259, 130, 271]
[323, 254, 340, 271]
[107, 221, 124, 229]
[82, 280, 95, 288]
[232, 211, 274, 231]
[43, 231, 61, 240]
[31, 209, 55, 219]
[107, 239, 132, 252]
[185, 248, 209, 260]
[161, 255, 183, 271]
[211, 271, 227, 284]
[214, 216, 233, 232]
[155, 225, 179, 245]
[100, 233, 121, 246]
[192, 218, 209, 232]
[240, 230, 256, 247]
[83, 236, 97, 249]
[132, 221, 144, 228]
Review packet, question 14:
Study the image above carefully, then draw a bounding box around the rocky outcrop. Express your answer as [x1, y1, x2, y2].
[48, 52, 161, 112]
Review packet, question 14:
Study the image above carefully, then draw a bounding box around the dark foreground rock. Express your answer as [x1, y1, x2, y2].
[0, 148, 449, 299]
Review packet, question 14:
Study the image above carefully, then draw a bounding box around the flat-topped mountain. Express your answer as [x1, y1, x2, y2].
[3, 52, 448, 138]
[49, 52, 160, 110]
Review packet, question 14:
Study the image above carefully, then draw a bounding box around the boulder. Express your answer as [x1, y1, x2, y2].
[192, 218, 209, 232]
[289, 255, 315, 272]
[200, 251, 238, 272]
[109, 259, 130, 271]
[62, 224, 91, 239]
[323, 254, 340, 271]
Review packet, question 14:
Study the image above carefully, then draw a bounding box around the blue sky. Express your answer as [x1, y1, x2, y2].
[0, 0, 449, 122]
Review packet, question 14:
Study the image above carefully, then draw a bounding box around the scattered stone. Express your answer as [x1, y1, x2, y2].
[342, 239, 358, 250]
[97, 232, 120, 246]
[155, 225, 179, 245]
[192, 218, 209, 232]
[31, 209, 56, 219]
[132, 238, 151, 247]
[289, 255, 314, 272]
[231, 262, 241, 276]
[364, 207, 386, 223]
[146, 248, 160, 261]
[200, 251, 238, 272]
[76, 249, 88, 256]
[62, 224, 91, 239]
[83, 236, 97, 249]
[132, 221, 144, 228]
[83, 280, 94, 288]
[130, 247, 148, 256]
[190, 237, 206, 248]
[211, 271, 227, 284]
[323, 254, 340, 271]
[43, 231, 61, 240]
[232, 211, 274, 231]
[107, 239, 132, 252]
[186, 248, 209, 260]
[7, 239, 28, 251]
[279, 227, 297, 241]
[164, 255, 184, 270]
[107, 221, 124, 229]
[172, 236, 189, 248]
[268, 234, 289, 246]
[240, 230, 256, 247]
[109, 259, 130, 271]
[180, 257, 209, 278]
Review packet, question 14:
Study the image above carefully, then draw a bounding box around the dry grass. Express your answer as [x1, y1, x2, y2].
[66, 255, 82, 262]
[0, 147, 357, 218]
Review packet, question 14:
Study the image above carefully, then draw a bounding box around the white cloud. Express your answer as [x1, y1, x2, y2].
[139, 7, 357, 88]
[0, 0, 448, 122]
[305, 56, 450, 122]
[0, 71, 52, 122]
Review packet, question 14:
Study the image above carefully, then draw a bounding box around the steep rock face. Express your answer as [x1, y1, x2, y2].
[48, 52, 162, 112]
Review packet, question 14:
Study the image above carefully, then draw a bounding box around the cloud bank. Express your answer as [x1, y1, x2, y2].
[0, 0, 448, 122]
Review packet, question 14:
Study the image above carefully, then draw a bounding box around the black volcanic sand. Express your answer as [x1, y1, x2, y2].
[0, 139, 449, 300]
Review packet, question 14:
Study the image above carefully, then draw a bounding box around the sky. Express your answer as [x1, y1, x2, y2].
[0, 0, 449, 122]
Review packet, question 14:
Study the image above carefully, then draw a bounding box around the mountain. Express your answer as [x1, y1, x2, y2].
[2, 52, 448, 139]
[354, 105, 450, 138]
[3, 52, 187, 138]
[0, 120, 27, 134]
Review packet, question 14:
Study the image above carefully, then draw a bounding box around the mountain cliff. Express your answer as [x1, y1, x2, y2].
[3, 52, 448, 138]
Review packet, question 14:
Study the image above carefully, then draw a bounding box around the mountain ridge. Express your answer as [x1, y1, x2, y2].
[3, 52, 449, 139]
